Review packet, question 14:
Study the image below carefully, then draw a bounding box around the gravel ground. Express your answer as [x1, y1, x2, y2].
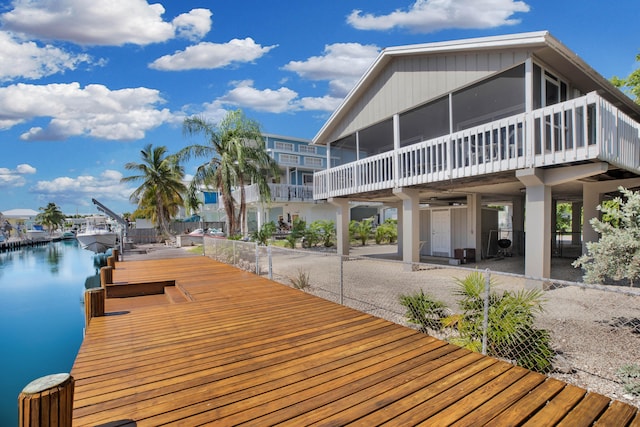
[128, 241, 640, 408]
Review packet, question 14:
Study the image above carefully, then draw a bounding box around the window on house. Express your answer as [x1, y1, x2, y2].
[279, 153, 299, 165]
[452, 64, 526, 131]
[299, 145, 316, 154]
[274, 141, 294, 151]
[302, 174, 313, 185]
[331, 134, 358, 167]
[400, 95, 450, 147]
[304, 157, 322, 167]
[358, 118, 394, 156]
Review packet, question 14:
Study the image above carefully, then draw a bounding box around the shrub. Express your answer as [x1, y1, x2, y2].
[400, 272, 554, 373]
[573, 187, 640, 286]
[349, 219, 373, 246]
[250, 221, 276, 246]
[399, 290, 448, 333]
[289, 268, 311, 290]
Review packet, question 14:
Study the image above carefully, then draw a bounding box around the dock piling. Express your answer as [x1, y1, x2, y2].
[84, 288, 105, 326]
[18, 373, 74, 427]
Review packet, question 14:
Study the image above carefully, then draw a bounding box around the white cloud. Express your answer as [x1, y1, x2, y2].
[283, 43, 379, 98]
[16, 164, 37, 174]
[1, 0, 212, 46]
[0, 82, 179, 141]
[209, 79, 344, 114]
[347, 0, 530, 33]
[0, 163, 37, 188]
[0, 31, 93, 82]
[32, 170, 132, 204]
[212, 80, 299, 114]
[172, 8, 212, 41]
[149, 38, 277, 71]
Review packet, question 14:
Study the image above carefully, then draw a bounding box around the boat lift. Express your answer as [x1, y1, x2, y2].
[92, 198, 128, 260]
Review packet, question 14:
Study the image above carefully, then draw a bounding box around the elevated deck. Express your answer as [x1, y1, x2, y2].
[71, 257, 640, 425]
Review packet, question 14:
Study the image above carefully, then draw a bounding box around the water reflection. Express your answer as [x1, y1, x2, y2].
[0, 240, 96, 425]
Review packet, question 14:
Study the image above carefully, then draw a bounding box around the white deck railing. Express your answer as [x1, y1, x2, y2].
[314, 92, 640, 199]
[234, 183, 315, 204]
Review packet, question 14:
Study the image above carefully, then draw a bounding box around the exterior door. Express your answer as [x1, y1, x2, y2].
[431, 210, 451, 256]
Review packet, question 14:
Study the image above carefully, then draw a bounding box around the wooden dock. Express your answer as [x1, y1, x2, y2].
[70, 256, 640, 426]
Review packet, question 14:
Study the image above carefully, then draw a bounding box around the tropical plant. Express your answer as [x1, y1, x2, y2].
[310, 219, 335, 247]
[400, 272, 554, 373]
[251, 221, 276, 246]
[611, 53, 640, 104]
[573, 187, 640, 286]
[349, 219, 373, 245]
[375, 219, 397, 244]
[399, 290, 449, 333]
[121, 144, 186, 238]
[289, 268, 311, 290]
[35, 202, 65, 234]
[178, 110, 279, 236]
[284, 218, 306, 248]
[445, 272, 554, 372]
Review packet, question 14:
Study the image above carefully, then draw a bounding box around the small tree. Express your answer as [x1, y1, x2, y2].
[573, 187, 640, 286]
[36, 202, 66, 234]
[309, 219, 335, 247]
[349, 219, 373, 245]
[375, 219, 397, 244]
[250, 221, 276, 246]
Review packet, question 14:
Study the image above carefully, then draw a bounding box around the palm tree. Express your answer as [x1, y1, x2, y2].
[121, 144, 187, 238]
[178, 109, 279, 236]
[36, 202, 65, 234]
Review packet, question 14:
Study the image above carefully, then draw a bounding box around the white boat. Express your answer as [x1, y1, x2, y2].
[76, 216, 118, 253]
[25, 225, 49, 241]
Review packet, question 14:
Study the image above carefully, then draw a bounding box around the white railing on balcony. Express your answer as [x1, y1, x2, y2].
[314, 92, 640, 199]
[235, 183, 315, 204]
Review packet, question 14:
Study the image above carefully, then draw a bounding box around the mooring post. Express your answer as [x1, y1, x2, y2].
[111, 248, 120, 263]
[84, 288, 105, 327]
[18, 373, 74, 427]
[100, 266, 113, 287]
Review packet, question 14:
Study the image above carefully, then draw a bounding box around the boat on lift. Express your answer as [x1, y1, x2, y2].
[76, 215, 118, 253]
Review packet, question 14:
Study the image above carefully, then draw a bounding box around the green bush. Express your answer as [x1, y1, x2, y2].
[250, 221, 276, 246]
[398, 290, 448, 333]
[399, 271, 554, 373]
[349, 219, 373, 245]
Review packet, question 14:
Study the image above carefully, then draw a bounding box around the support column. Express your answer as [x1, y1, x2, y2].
[551, 199, 558, 256]
[512, 195, 525, 256]
[393, 188, 420, 269]
[329, 198, 350, 256]
[466, 193, 482, 262]
[256, 205, 264, 230]
[571, 202, 582, 246]
[525, 184, 552, 280]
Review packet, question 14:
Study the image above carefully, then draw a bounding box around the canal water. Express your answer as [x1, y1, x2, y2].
[0, 240, 101, 425]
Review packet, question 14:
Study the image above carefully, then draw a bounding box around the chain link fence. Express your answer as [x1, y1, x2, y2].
[202, 237, 640, 407]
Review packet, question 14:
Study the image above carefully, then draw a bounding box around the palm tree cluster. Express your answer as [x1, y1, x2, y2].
[176, 109, 279, 236]
[121, 109, 278, 238]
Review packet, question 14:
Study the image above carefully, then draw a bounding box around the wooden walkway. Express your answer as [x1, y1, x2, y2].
[71, 256, 640, 426]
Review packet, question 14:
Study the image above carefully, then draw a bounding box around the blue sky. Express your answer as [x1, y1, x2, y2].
[0, 0, 638, 215]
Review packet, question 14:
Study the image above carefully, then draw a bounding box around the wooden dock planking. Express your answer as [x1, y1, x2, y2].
[70, 256, 640, 426]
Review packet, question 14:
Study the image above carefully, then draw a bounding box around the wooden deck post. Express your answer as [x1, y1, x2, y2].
[112, 248, 120, 263]
[100, 266, 113, 287]
[84, 288, 105, 326]
[18, 373, 74, 427]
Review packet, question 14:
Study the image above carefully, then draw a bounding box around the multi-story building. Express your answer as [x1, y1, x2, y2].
[312, 31, 640, 280]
